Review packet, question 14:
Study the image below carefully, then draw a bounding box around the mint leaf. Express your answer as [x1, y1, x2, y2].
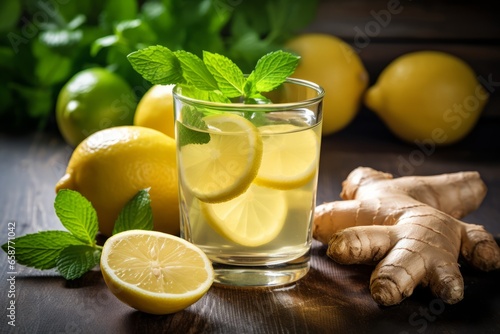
[112, 189, 153, 235]
[176, 105, 211, 147]
[54, 189, 98, 245]
[243, 75, 257, 97]
[245, 94, 271, 105]
[205, 91, 232, 103]
[128, 45, 183, 85]
[180, 84, 230, 103]
[56, 245, 101, 280]
[174, 50, 219, 91]
[1, 231, 84, 270]
[177, 122, 211, 147]
[203, 51, 245, 98]
[248, 50, 300, 93]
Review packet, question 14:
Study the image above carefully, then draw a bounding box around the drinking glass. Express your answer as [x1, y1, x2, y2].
[174, 78, 324, 286]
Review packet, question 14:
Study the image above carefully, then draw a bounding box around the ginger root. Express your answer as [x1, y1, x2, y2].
[313, 167, 500, 306]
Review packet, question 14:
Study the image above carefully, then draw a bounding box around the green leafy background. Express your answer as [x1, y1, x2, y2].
[0, 0, 318, 133]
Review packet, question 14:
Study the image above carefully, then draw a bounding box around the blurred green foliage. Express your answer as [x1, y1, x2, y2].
[0, 0, 318, 133]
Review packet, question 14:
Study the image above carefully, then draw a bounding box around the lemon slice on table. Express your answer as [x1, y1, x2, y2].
[179, 113, 263, 203]
[200, 183, 288, 247]
[100, 230, 214, 315]
[254, 124, 320, 189]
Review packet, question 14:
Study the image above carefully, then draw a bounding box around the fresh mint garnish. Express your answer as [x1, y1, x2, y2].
[127, 45, 300, 103]
[1, 189, 154, 280]
[128, 46, 299, 147]
[127, 45, 300, 146]
[112, 188, 153, 235]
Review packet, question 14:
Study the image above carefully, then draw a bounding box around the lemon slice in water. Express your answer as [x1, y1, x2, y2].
[100, 230, 214, 315]
[254, 124, 320, 189]
[179, 114, 263, 203]
[200, 183, 288, 247]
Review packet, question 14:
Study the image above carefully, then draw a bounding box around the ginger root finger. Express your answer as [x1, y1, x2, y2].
[339, 167, 487, 218]
[313, 199, 387, 244]
[428, 263, 464, 304]
[314, 196, 414, 245]
[327, 226, 393, 264]
[314, 167, 500, 306]
[313, 201, 359, 245]
[368, 216, 463, 306]
[460, 222, 500, 271]
[402, 172, 487, 219]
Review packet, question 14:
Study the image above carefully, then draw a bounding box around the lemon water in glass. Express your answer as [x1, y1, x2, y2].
[174, 78, 324, 287]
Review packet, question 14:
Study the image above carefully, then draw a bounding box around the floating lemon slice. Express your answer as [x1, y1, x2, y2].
[254, 124, 320, 189]
[200, 183, 288, 247]
[179, 114, 263, 203]
[100, 230, 214, 315]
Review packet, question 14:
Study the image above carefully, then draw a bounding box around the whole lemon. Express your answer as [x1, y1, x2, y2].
[134, 84, 176, 139]
[55, 126, 179, 237]
[56, 67, 137, 147]
[286, 33, 369, 135]
[364, 51, 489, 145]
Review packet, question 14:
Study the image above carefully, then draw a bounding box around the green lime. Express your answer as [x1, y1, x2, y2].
[56, 67, 137, 147]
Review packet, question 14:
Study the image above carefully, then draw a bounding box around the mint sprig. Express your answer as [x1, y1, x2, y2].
[127, 45, 300, 103]
[1, 189, 154, 280]
[128, 46, 299, 147]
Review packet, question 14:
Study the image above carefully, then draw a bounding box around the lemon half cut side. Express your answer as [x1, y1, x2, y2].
[179, 113, 263, 203]
[100, 230, 214, 315]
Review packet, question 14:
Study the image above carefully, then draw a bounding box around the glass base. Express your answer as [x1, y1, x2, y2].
[211, 254, 310, 287]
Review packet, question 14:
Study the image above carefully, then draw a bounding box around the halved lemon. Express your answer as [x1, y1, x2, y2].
[200, 183, 288, 247]
[100, 230, 214, 315]
[254, 124, 320, 189]
[179, 114, 263, 203]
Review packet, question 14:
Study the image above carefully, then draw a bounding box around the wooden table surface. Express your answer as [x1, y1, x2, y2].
[1, 110, 499, 333]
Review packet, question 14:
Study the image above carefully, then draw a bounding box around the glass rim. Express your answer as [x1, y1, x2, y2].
[172, 77, 325, 110]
